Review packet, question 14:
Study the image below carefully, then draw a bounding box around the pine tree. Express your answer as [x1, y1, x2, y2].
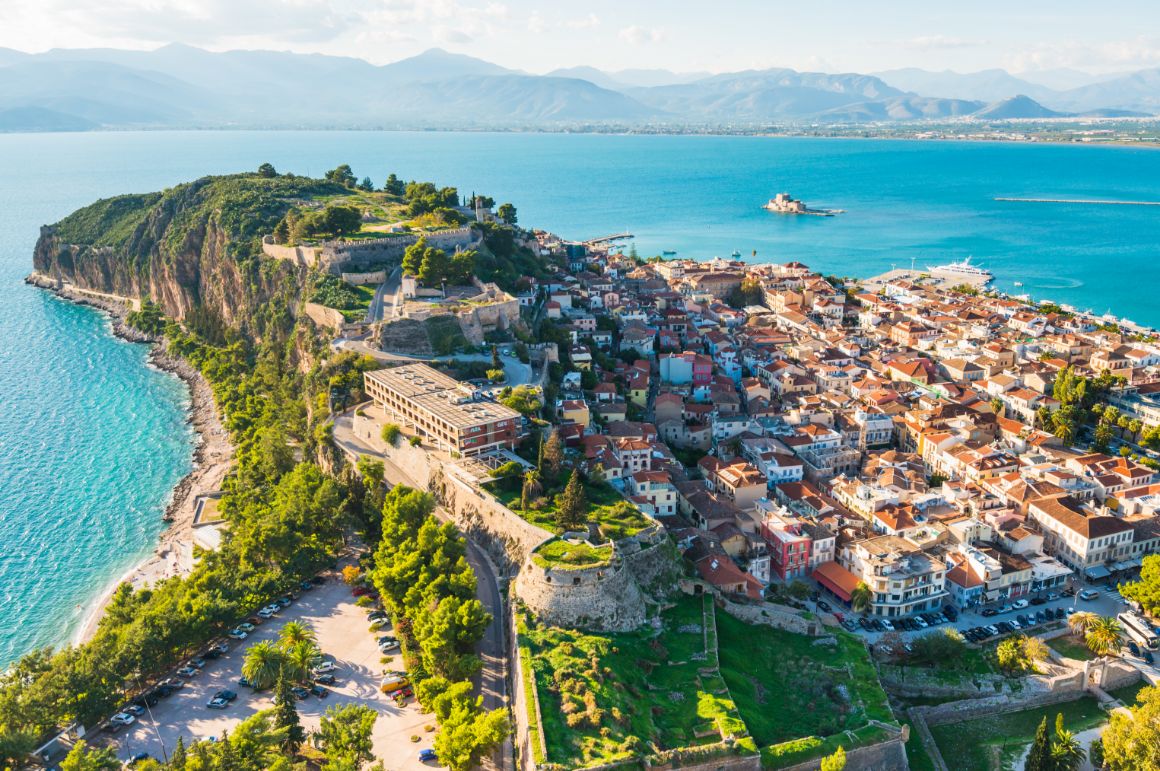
[1026, 716, 1050, 771]
[274, 672, 305, 754]
[556, 469, 587, 530]
[170, 736, 187, 769]
[491, 344, 502, 370]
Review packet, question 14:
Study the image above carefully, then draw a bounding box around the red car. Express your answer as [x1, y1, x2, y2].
[353, 586, 370, 597]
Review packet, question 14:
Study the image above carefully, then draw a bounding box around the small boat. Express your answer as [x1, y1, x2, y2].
[1013, 281, 1024, 287]
[731, 249, 742, 258]
[662, 250, 677, 256]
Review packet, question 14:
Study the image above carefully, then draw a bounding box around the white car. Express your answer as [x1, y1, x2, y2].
[880, 620, 895, 632]
[257, 606, 278, 619]
[312, 661, 338, 675]
[1013, 599, 1029, 609]
[110, 712, 136, 727]
[228, 628, 248, 640]
[914, 617, 929, 629]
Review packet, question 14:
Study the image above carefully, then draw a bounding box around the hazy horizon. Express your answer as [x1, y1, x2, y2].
[2, 1, 1159, 78]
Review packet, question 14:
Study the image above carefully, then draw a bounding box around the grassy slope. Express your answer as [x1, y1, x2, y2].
[521, 596, 746, 767]
[490, 480, 650, 538]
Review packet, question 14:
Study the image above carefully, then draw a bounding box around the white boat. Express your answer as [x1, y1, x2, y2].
[926, 256, 993, 280]
[1013, 281, 1024, 287]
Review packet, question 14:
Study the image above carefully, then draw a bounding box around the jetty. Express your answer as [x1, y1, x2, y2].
[585, 232, 634, 246]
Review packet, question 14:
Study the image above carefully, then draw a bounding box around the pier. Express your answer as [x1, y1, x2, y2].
[585, 232, 634, 246]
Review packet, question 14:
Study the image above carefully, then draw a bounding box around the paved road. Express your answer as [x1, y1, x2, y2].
[100, 569, 434, 771]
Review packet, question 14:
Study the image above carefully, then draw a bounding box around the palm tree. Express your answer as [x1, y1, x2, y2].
[281, 640, 322, 682]
[1068, 610, 1098, 638]
[278, 621, 317, 648]
[1085, 616, 1123, 657]
[1051, 727, 1085, 771]
[850, 581, 872, 613]
[242, 641, 285, 690]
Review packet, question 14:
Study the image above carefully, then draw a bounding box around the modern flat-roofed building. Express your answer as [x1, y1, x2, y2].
[364, 364, 521, 455]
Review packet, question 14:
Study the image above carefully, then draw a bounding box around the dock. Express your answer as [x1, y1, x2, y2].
[585, 232, 634, 246]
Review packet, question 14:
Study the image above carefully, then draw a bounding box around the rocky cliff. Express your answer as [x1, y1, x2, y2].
[32, 173, 345, 330]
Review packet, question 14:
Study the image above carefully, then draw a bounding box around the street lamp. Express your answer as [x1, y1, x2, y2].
[135, 676, 169, 765]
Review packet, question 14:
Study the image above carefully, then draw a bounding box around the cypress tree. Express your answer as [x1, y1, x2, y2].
[556, 468, 587, 531]
[1026, 716, 1051, 771]
[274, 672, 305, 754]
[170, 736, 187, 769]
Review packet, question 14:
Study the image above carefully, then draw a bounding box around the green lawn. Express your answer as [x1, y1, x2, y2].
[519, 596, 748, 767]
[716, 611, 895, 760]
[1047, 634, 1098, 661]
[1108, 680, 1149, 706]
[490, 479, 650, 539]
[929, 696, 1107, 771]
[531, 538, 613, 570]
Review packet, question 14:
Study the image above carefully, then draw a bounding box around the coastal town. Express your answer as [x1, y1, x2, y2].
[310, 192, 1160, 769]
[19, 170, 1160, 771]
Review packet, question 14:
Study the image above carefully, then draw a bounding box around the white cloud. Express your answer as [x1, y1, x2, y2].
[527, 11, 547, 34]
[618, 25, 664, 46]
[566, 13, 600, 30]
[1005, 36, 1160, 73]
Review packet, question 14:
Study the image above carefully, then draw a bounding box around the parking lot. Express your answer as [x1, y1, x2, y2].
[102, 571, 435, 771]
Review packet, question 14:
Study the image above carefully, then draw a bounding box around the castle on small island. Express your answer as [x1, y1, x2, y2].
[763, 192, 843, 216]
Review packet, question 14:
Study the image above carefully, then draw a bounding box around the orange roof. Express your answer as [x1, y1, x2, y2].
[811, 560, 860, 602]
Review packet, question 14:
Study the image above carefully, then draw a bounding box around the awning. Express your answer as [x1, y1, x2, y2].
[1112, 558, 1143, 571]
[1084, 565, 1112, 580]
[812, 560, 860, 603]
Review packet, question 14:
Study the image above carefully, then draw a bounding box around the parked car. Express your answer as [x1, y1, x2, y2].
[1054, 608, 1067, 620]
[188, 658, 207, 669]
[881, 620, 895, 632]
[246, 616, 264, 626]
[239, 677, 255, 689]
[816, 600, 832, 612]
[1047, 591, 1060, 601]
[277, 596, 293, 608]
[291, 686, 310, 701]
[1079, 589, 1099, 601]
[419, 749, 438, 762]
[313, 661, 338, 675]
[981, 608, 998, 617]
[314, 673, 337, 685]
[123, 704, 145, 716]
[257, 606, 278, 618]
[206, 698, 230, 710]
[1030, 596, 1047, 606]
[176, 667, 198, 678]
[300, 580, 315, 591]
[110, 712, 136, 727]
[1013, 599, 1030, 610]
[161, 677, 184, 690]
[353, 586, 371, 597]
[1035, 610, 1047, 624]
[367, 610, 388, 621]
[214, 690, 238, 702]
[228, 628, 249, 640]
[309, 685, 330, 699]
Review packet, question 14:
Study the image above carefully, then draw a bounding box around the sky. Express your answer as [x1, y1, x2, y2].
[1, 0, 1160, 76]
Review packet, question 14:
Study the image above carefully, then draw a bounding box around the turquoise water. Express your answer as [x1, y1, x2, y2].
[2, 131, 1160, 664]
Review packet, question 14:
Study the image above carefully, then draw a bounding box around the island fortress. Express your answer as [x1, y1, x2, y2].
[764, 192, 843, 216]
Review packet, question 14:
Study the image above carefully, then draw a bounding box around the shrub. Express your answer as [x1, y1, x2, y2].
[409, 436, 422, 447]
[381, 423, 401, 445]
[341, 565, 361, 585]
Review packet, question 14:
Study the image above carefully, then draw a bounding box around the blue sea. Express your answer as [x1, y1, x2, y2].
[2, 130, 1160, 664]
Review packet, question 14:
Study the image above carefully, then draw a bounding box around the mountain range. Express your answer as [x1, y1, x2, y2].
[0, 44, 1155, 131]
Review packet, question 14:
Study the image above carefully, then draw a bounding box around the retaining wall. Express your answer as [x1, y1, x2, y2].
[717, 597, 821, 636]
[342, 269, 387, 285]
[775, 735, 908, 771]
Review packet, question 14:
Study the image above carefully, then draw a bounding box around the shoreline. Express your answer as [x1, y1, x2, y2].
[25, 273, 234, 646]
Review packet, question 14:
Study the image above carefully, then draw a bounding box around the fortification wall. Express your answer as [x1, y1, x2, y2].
[776, 735, 908, 771]
[261, 240, 321, 267]
[437, 465, 553, 572]
[303, 302, 347, 332]
[514, 554, 646, 632]
[342, 270, 387, 285]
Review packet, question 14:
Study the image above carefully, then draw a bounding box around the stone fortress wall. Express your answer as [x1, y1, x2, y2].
[514, 548, 647, 632]
[263, 226, 480, 274]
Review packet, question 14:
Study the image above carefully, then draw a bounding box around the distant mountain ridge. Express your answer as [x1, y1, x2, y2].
[0, 44, 1152, 131]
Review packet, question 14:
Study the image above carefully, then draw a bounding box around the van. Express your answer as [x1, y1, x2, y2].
[380, 674, 410, 693]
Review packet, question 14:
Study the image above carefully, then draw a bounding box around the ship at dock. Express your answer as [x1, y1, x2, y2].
[763, 192, 843, 216]
[926, 256, 993, 282]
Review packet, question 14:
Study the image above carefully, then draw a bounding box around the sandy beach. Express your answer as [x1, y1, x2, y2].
[25, 273, 234, 646]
